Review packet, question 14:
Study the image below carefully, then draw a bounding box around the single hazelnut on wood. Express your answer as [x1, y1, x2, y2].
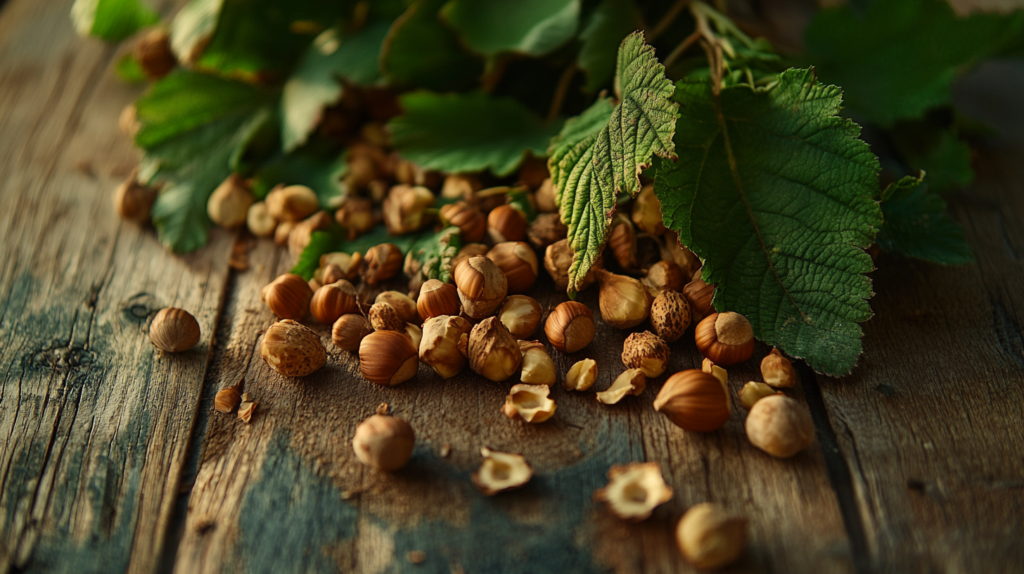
[353, 414, 415, 471]
[468, 317, 522, 382]
[332, 314, 373, 351]
[472, 447, 532, 495]
[518, 341, 556, 386]
[134, 28, 176, 79]
[695, 312, 755, 366]
[149, 308, 201, 352]
[502, 384, 557, 423]
[738, 381, 777, 410]
[596, 368, 646, 405]
[113, 172, 157, 223]
[246, 201, 277, 237]
[207, 174, 253, 229]
[621, 331, 670, 378]
[544, 239, 600, 292]
[594, 462, 673, 521]
[564, 358, 598, 391]
[642, 261, 687, 298]
[369, 302, 405, 332]
[544, 301, 595, 353]
[745, 394, 815, 458]
[214, 384, 241, 413]
[676, 503, 748, 570]
[595, 269, 653, 329]
[261, 273, 313, 320]
[527, 212, 567, 250]
[650, 290, 691, 342]
[440, 201, 486, 243]
[486, 241, 538, 294]
[454, 256, 508, 319]
[266, 185, 319, 222]
[363, 243, 404, 285]
[417, 280, 460, 321]
[683, 277, 715, 322]
[310, 280, 359, 324]
[358, 330, 419, 386]
[419, 315, 472, 379]
[375, 291, 418, 323]
[654, 370, 731, 432]
[383, 184, 434, 235]
[608, 214, 638, 271]
[631, 184, 667, 236]
[702, 357, 728, 387]
[535, 178, 557, 212]
[761, 348, 798, 388]
[487, 204, 527, 243]
[260, 319, 326, 377]
[498, 295, 542, 339]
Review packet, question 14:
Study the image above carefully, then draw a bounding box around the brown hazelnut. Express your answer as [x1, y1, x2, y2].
[498, 295, 542, 339]
[564, 358, 598, 391]
[441, 174, 482, 201]
[260, 319, 327, 377]
[683, 277, 715, 322]
[487, 204, 527, 243]
[134, 28, 176, 79]
[358, 330, 419, 386]
[676, 503, 747, 570]
[246, 201, 277, 237]
[454, 256, 507, 319]
[364, 243, 403, 285]
[544, 301, 595, 353]
[334, 196, 374, 239]
[518, 341, 556, 386]
[288, 211, 332, 258]
[375, 291, 418, 323]
[468, 317, 522, 382]
[502, 384, 557, 423]
[404, 323, 422, 348]
[486, 241, 538, 293]
[594, 463, 673, 521]
[353, 414, 415, 471]
[702, 357, 728, 387]
[621, 331, 670, 378]
[608, 214, 638, 271]
[745, 394, 815, 458]
[544, 239, 600, 293]
[440, 201, 486, 243]
[262, 273, 314, 320]
[596, 368, 646, 405]
[419, 315, 472, 379]
[653, 370, 731, 432]
[113, 172, 157, 223]
[642, 261, 686, 297]
[451, 243, 489, 270]
[527, 212, 567, 249]
[383, 184, 434, 235]
[332, 314, 374, 351]
[472, 447, 532, 495]
[310, 280, 359, 324]
[417, 279, 461, 321]
[595, 269, 652, 329]
[346, 154, 378, 191]
[695, 312, 755, 366]
[266, 185, 319, 222]
[319, 252, 363, 282]
[535, 178, 557, 212]
[518, 155, 549, 189]
[149, 308, 201, 352]
[369, 302, 405, 332]
[631, 183, 666, 236]
[761, 348, 798, 388]
[650, 290, 691, 342]
[207, 173, 253, 229]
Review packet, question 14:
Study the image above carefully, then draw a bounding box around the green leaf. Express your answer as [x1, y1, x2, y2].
[115, 52, 149, 83]
[804, 0, 1024, 126]
[291, 225, 435, 279]
[252, 142, 348, 207]
[890, 119, 974, 192]
[381, 0, 484, 91]
[291, 227, 346, 279]
[441, 0, 580, 57]
[71, 0, 159, 42]
[654, 68, 882, 376]
[389, 91, 563, 177]
[578, 0, 642, 92]
[548, 32, 678, 292]
[547, 96, 614, 208]
[407, 226, 463, 283]
[281, 23, 389, 152]
[877, 174, 975, 265]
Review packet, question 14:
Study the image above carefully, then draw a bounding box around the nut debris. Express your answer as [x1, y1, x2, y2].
[596, 369, 646, 405]
[594, 462, 672, 521]
[237, 400, 256, 423]
[676, 503, 748, 570]
[738, 381, 777, 410]
[472, 448, 532, 495]
[214, 384, 241, 413]
[518, 341, 556, 386]
[406, 550, 426, 565]
[621, 331, 670, 378]
[761, 347, 798, 388]
[564, 359, 598, 391]
[502, 384, 557, 423]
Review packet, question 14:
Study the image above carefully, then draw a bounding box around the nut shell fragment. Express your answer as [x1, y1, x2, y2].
[596, 369, 646, 405]
[761, 347, 798, 388]
[471, 448, 533, 495]
[498, 295, 542, 339]
[594, 462, 673, 521]
[518, 341, 556, 386]
[502, 384, 557, 423]
[419, 315, 471, 379]
[564, 359, 598, 391]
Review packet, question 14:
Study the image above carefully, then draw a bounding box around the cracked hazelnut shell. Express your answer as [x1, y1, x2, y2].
[594, 462, 673, 521]
[502, 383, 557, 423]
[472, 448, 533, 495]
[468, 317, 522, 382]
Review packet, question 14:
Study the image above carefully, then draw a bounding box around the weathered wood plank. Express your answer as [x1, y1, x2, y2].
[0, 1, 233, 572]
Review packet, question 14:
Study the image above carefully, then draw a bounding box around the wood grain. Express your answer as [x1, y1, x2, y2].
[0, 0, 233, 572]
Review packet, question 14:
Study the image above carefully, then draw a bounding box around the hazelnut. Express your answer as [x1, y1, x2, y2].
[594, 463, 673, 521]
[375, 291, 418, 323]
[134, 28, 175, 79]
[454, 256, 507, 319]
[332, 314, 374, 351]
[404, 323, 422, 348]
[518, 155, 549, 189]
[369, 302, 405, 332]
[334, 196, 374, 239]
[451, 243, 490, 271]
[761, 348, 798, 388]
[653, 370, 731, 432]
[441, 174, 482, 201]
[288, 211, 332, 258]
[518, 341, 556, 386]
[650, 290, 691, 342]
[352, 414, 415, 471]
[266, 185, 319, 222]
[486, 241, 538, 294]
[383, 184, 434, 235]
[498, 295, 542, 339]
[544, 301, 595, 353]
[621, 331, 670, 378]
[595, 269, 652, 329]
[608, 214, 638, 271]
[676, 503, 747, 570]
[417, 279, 461, 321]
[487, 204, 527, 243]
[363, 243, 403, 285]
[310, 280, 359, 324]
[113, 172, 157, 223]
[472, 447, 532, 495]
[642, 261, 686, 297]
[207, 174, 253, 229]
[439, 201, 486, 243]
[346, 154, 379, 191]
[260, 319, 327, 377]
[683, 277, 715, 322]
[419, 315, 472, 378]
[527, 212, 567, 249]
[319, 252, 363, 282]
[695, 312, 755, 366]
[274, 220, 295, 245]
[596, 368, 646, 405]
[502, 383, 557, 423]
[214, 384, 241, 413]
[745, 394, 815, 458]
[246, 201, 277, 237]
[261, 273, 313, 320]
[544, 239, 600, 292]
[702, 357, 728, 387]
[149, 308, 201, 353]
[319, 264, 344, 286]
[359, 330, 419, 386]
[535, 177, 557, 212]
[308, 278, 322, 291]
[564, 359, 598, 391]
[631, 183, 667, 236]
[662, 234, 702, 278]
[738, 381, 777, 410]
[468, 317, 522, 382]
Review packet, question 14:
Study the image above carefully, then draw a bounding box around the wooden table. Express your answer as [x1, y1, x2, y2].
[1, 1, 1022, 573]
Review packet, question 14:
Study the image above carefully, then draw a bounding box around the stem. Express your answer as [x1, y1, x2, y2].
[547, 64, 577, 122]
[648, 0, 691, 41]
[663, 30, 701, 69]
[691, 2, 724, 95]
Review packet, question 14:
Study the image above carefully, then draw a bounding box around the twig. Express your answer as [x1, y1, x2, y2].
[547, 64, 577, 123]
[648, 0, 691, 41]
[663, 30, 701, 69]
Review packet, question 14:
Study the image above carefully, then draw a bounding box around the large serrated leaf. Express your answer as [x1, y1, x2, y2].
[655, 68, 882, 376]
[380, 0, 483, 91]
[548, 32, 678, 292]
[877, 174, 975, 265]
[441, 0, 580, 57]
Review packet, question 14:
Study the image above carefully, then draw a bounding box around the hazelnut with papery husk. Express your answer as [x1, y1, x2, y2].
[454, 256, 508, 319]
[487, 241, 538, 294]
[375, 291, 418, 323]
[761, 348, 798, 388]
[288, 211, 332, 258]
[595, 269, 652, 329]
[608, 214, 638, 271]
[363, 243, 403, 285]
[419, 315, 472, 379]
[113, 171, 157, 223]
[544, 239, 601, 293]
[631, 184, 667, 236]
[527, 213, 567, 249]
[334, 196, 374, 239]
[369, 302, 405, 332]
[468, 317, 522, 382]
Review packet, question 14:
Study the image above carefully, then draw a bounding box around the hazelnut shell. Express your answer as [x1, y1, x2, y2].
[149, 308, 201, 353]
[653, 370, 730, 432]
[417, 280, 461, 321]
